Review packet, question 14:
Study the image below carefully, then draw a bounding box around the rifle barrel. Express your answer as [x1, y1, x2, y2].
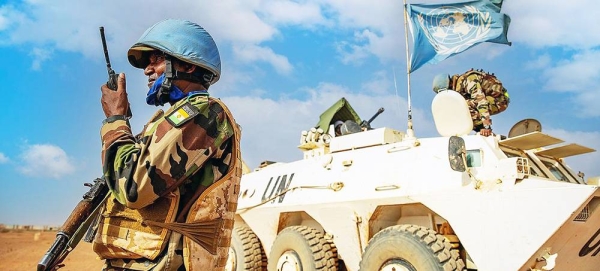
[37, 232, 69, 271]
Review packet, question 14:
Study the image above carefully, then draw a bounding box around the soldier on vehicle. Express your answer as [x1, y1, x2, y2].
[334, 120, 344, 136]
[432, 69, 510, 137]
[95, 19, 242, 271]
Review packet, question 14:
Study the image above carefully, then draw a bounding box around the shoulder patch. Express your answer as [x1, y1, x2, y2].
[166, 102, 199, 127]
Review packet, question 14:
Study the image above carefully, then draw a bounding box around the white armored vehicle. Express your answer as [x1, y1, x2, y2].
[227, 92, 600, 271]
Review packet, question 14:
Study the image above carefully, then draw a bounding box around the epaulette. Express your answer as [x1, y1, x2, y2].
[187, 91, 210, 105]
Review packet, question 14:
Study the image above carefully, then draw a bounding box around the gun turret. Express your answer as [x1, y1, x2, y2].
[360, 107, 385, 130]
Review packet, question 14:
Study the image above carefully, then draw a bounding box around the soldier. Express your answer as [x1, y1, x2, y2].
[432, 69, 510, 137]
[95, 19, 242, 271]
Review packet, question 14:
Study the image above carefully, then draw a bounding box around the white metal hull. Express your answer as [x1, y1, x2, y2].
[234, 131, 600, 271]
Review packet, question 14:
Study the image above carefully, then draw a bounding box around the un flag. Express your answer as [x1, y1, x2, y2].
[406, 0, 511, 72]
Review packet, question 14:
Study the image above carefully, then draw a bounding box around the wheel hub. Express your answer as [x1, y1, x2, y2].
[380, 258, 416, 271]
[276, 250, 302, 271]
[224, 247, 236, 271]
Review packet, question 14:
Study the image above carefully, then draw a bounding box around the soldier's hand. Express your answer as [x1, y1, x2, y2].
[101, 73, 130, 118]
[479, 129, 493, 137]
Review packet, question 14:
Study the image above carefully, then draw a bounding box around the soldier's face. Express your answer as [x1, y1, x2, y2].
[144, 51, 166, 89]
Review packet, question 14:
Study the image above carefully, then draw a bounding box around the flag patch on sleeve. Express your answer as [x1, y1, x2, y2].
[166, 102, 199, 127]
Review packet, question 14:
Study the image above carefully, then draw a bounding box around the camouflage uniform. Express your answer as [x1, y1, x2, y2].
[451, 69, 510, 131]
[94, 93, 242, 271]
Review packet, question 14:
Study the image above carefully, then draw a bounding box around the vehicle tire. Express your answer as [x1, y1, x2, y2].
[267, 225, 337, 271]
[359, 224, 465, 271]
[226, 226, 266, 271]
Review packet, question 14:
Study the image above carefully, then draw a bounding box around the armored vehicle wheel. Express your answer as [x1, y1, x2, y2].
[267, 226, 337, 271]
[226, 226, 266, 271]
[359, 224, 465, 271]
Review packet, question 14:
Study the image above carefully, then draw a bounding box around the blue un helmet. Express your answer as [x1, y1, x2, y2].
[432, 73, 450, 93]
[127, 19, 221, 106]
[127, 19, 221, 83]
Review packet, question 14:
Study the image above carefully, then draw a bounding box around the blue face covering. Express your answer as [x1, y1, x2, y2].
[146, 74, 187, 106]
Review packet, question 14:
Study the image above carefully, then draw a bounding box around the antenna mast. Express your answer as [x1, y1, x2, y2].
[403, 0, 415, 138]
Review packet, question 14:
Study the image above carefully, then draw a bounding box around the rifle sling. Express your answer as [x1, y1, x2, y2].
[68, 191, 111, 248]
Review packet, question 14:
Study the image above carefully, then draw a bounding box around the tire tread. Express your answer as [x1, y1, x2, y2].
[359, 224, 465, 271]
[233, 226, 266, 271]
[269, 226, 338, 271]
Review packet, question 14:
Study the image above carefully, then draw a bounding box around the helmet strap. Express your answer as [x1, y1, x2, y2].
[164, 55, 209, 84]
[157, 56, 174, 105]
[172, 71, 204, 84]
[173, 61, 212, 86]
[156, 55, 213, 105]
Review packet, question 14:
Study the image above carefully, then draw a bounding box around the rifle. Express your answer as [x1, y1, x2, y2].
[37, 177, 108, 271]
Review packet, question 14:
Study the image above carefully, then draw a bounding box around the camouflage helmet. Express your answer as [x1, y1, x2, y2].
[127, 19, 221, 84]
[432, 73, 450, 93]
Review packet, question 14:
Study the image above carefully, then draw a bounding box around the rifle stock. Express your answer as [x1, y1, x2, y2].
[37, 178, 108, 271]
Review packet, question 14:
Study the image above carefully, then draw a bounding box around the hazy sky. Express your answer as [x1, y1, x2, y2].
[1, 0, 599, 226]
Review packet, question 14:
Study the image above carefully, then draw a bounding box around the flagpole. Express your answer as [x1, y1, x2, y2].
[403, 0, 415, 138]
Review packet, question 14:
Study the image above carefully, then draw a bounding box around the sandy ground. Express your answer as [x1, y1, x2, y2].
[0, 230, 104, 271]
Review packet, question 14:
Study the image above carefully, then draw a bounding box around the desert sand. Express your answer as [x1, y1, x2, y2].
[0, 230, 104, 271]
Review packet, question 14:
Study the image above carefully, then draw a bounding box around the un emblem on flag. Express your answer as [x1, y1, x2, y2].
[417, 5, 492, 54]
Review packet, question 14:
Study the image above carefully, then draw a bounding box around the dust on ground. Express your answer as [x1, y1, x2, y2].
[0, 230, 104, 271]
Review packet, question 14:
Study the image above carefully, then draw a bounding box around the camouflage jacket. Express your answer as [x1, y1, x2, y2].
[100, 93, 234, 209]
[451, 69, 509, 127]
[95, 93, 241, 270]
